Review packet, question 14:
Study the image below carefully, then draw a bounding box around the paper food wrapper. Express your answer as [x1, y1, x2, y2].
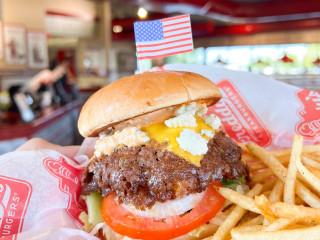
[0, 64, 319, 239]
[0, 148, 99, 240]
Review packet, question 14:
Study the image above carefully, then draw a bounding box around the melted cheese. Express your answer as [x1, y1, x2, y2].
[142, 117, 214, 166]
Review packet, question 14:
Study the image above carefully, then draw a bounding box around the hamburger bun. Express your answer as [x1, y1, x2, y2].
[78, 71, 222, 137]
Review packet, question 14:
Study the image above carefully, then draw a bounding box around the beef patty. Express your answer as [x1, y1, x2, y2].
[81, 131, 248, 209]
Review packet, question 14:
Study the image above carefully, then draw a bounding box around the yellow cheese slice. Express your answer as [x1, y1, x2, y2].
[142, 117, 213, 166]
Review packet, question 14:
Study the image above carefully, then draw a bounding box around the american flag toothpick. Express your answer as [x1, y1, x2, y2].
[134, 14, 193, 72]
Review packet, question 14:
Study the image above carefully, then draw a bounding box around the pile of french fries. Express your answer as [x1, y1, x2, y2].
[207, 135, 320, 240]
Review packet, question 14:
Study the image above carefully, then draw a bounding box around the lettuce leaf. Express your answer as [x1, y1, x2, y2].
[221, 175, 246, 191]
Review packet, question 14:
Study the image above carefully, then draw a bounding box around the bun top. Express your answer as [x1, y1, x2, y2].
[78, 71, 222, 137]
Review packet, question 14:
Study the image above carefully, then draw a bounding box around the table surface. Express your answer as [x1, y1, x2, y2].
[0, 99, 83, 141]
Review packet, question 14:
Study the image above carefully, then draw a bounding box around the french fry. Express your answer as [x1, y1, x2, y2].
[286, 223, 317, 229]
[261, 177, 277, 192]
[284, 135, 303, 204]
[296, 171, 312, 189]
[221, 205, 235, 215]
[246, 142, 320, 208]
[237, 215, 264, 227]
[307, 166, 320, 178]
[296, 152, 320, 196]
[302, 145, 320, 155]
[297, 167, 320, 193]
[246, 143, 287, 182]
[211, 184, 263, 240]
[268, 178, 284, 203]
[232, 225, 265, 232]
[304, 152, 320, 161]
[237, 142, 249, 154]
[248, 162, 267, 171]
[241, 154, 260, 163]
[302, 156, 320, 170]
[217, 186, 262, 214]
[267, 151, 320, 167]
[210, 208, 234, 226]
[188, 223, 220, 239]
[271, 154, 290, 165]
[250, 169, 274, 184]
[294, 182, 320, 208]
[237, 211, 258, 225]
[254, 195, 276, 223]
[208, 140, 320, 240]
[295, 196, 305, 206]
[271, 144, 320, 157]
[263, 218, 295, 231]
[231, 224, 320, 240]
[270, 202, 320, 223]
[262, 190, 271, 198]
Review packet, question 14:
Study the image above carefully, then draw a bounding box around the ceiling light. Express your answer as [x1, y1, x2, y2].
[138, 7, 148, 19]
[113, 25, 123, 33]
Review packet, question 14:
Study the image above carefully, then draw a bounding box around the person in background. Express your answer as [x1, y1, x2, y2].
[27, 68, 58, 109]
[50, 58, 79, 105]
[28, 69, 54, 94]
[25, 57, 79, 110]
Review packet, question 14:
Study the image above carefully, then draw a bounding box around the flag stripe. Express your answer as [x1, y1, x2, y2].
[163, 26, 190, 34]
[137, 43, 193, 54]
[164, 31, 192, 39]
[162, 20, 190, 28]
[163, 22, 190, 31]
[136, 37, 192, 48]
[138, 49, 193, 60]
[137, 45, 193, 57]
[162, 14, 190, 22]
[162, 17, 190, 26]
[137, 39, 192, 52]
[136, 35, 191, 45]
[164, 29, 190, 37]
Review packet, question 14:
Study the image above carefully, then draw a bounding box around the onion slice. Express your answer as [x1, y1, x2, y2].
[121, 191, 205, 219]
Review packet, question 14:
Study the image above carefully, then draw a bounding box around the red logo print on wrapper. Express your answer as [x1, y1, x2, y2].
[295, 89, 320, 140]
[43, 157, 85, 227]
[0, 176, 32, 239]
[208, 79, 271, 147]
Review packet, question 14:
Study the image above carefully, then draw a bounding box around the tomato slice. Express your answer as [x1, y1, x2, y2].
[101, 182, 225, 240]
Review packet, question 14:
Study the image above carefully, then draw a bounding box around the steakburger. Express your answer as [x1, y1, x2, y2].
[78, 71, 248, 240]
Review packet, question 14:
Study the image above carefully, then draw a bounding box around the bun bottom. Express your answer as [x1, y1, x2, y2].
[99, 223, 218, 240]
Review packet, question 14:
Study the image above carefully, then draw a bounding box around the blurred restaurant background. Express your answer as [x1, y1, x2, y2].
[0, 0, 320, 154]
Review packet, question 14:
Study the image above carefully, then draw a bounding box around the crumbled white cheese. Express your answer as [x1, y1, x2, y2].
[95, 127, 150, 156]
[176, 129, 208, 156]
[94, 150, 101, 158]
[201, 129, 214, 138]
[99, 133, 107, 139]
[204, 114, 222, 130]
[196, 103, 208, 116]
[97, 142, 106, 149]
[174, 102, 208, 116]
[175, 102, 196, 116]
[164, 113, 197, 128]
